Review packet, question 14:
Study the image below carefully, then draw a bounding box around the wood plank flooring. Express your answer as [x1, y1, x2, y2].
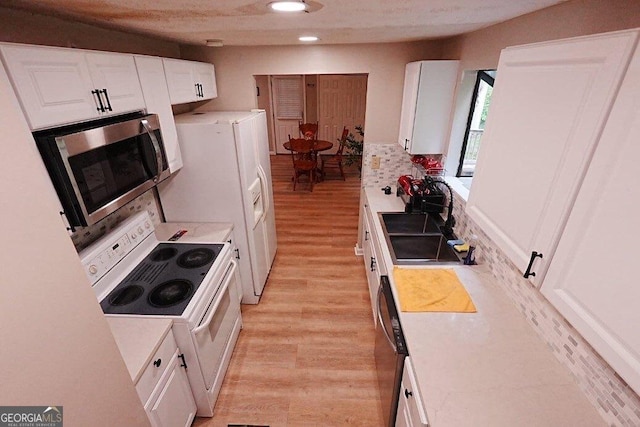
[193, 155, 383, 427]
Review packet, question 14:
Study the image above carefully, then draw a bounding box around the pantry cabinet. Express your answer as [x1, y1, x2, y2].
[398, 60, 459, 154]
[466, 29, 639, 287]
[541, 41, 640, 395]
[134, 55, 183, 173]
[362, 195, 386, 325]
[163, 58, 217, 104]
[0, 43, 145, 129]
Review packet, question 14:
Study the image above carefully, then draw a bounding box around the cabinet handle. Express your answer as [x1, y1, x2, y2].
[234, 248, 240, 259]
[227, 239, 232, 244]
[404, 138, 409, 150]
[523, 251, 543, 279]
[92, 89, 105, 112]
[178, 353, 188, 369]
[404, 388, 413, 398]
[101, 88, 113, 111]
[370, 256, 376, 272]
[153, 358, 162, 367]
[365, 230, 369, 241]
[195, 83, 199, 97]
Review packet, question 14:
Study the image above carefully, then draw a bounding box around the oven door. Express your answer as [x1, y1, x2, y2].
[192, 260, 240, 389]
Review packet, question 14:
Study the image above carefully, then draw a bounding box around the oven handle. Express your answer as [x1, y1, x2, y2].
[193, 260, 237, 335]
[141, 118, 163, 183]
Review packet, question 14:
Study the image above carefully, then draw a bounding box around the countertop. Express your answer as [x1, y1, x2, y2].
[154, 221, 234, 243]
[106, 317, 173, 383]
[364, 188, 604, 426]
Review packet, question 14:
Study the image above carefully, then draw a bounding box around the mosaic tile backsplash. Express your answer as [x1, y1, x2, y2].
[70, 189, 162, 252]
[361, 142, 640, 426]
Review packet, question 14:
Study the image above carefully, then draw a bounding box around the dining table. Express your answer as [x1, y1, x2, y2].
[283, 139, 334, 181]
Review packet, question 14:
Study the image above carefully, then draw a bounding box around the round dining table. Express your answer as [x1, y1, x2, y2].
[282, 139, 333, 153]
[283, 139, 334, 182]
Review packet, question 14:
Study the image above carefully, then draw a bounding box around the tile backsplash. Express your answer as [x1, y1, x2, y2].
[361, 143, 640, 426]
[70, 189, 162, 252]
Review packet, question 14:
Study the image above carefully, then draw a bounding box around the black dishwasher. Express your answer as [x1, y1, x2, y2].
[375, 275, 408, 427]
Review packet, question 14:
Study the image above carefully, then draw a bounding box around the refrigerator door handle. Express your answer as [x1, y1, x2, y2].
[257, 165, 270, 217]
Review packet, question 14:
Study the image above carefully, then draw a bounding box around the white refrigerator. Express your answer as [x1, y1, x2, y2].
[158, 110, 277, 304]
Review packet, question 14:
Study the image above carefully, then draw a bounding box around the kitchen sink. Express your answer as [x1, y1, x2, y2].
[378, 212, 464, 265]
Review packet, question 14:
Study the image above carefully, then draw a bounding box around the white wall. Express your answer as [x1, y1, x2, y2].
[0, 41, 150, 427]
[180, 42, 443, 145]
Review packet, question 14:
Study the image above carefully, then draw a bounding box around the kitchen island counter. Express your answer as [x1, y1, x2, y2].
[364, 187, 603, 426]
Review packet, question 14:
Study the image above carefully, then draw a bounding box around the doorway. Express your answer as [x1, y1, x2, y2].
[255, 74, 368, 154]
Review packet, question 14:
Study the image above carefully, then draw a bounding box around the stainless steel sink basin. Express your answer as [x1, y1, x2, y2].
[378, 212, 464, 265]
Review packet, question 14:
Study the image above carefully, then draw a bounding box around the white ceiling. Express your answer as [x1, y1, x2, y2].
[4, 0, 568, 46]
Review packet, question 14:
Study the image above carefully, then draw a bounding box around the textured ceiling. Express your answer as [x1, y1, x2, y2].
[4, 0, 568, 46]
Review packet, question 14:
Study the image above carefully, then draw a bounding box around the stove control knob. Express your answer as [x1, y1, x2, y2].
[137, 227, 143, 235]
[130, 233, 137, 240]
[144, 221, 151, 229]
[88, 265, 98, 275]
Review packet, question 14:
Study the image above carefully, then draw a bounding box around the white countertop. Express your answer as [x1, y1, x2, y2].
[364, 188, 604, 426]
[154, 221, 233, 243]
[107, 317, 173, 383]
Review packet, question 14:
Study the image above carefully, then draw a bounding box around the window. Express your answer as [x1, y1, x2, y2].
[457, 70, 495, 177]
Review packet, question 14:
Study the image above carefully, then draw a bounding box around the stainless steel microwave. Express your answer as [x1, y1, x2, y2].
[33, 112, 170, 229]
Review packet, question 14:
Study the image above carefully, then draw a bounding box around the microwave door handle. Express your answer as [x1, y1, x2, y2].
[141, 119, 163, 183]
[377, 284, 397, 353]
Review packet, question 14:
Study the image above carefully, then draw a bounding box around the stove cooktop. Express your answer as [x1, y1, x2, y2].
[100, 242, 224, 316]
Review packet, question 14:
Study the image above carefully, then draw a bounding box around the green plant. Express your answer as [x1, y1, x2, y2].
[344, 125, 364, 168]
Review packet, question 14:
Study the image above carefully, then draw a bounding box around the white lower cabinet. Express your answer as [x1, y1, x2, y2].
[136, 330, 196, 427]
[362, 196, 386, 325]
[397, 357, 428, 427]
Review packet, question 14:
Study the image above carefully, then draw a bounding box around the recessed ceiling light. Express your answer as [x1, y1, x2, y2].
[299, 36, 319, 42]
[205, 39, 224, 47]
[270, 1, 306, 12]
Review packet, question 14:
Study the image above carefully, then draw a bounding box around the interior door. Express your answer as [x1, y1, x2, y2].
[317, 74, 367, 154]
[272, 75, 303, 154]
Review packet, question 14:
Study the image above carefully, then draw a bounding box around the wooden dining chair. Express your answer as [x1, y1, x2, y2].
[299, 121, 319, 140]
[320, 126, 349, 180]
[288, 138, 317, 191]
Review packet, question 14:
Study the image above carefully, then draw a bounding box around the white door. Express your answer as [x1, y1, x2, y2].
[134, 55, 183, 173]
[0, 44, 98, 129]
[541, 42, 640, 394]
[272, 75, 303, 154]
[317, 74, 367, 154]
[194, 62, 217, 99]
[85, 52, 145, 115]
[466, 30, 639, 286]
[163, 58, 197, 104]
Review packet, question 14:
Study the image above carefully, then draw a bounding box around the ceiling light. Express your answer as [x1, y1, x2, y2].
[205, 39, 224, 47]
[299, 36, 319, 42]
[270, 1, 306, 12]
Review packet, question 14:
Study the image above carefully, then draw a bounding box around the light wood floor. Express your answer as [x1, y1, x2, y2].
[193, 155, 383, 427]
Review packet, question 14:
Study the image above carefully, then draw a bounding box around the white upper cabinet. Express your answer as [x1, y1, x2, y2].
[134, 55, 183, 173]
[163, 58, 217, 105]
[85, 52, 145, 115]
[466, 30, 639, 286]
[0, 43, 145, 129]
[398, 60, 459, 154]
[541, 41, 640, 395]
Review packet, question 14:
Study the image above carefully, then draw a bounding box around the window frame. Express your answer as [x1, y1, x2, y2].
[456, 70, 495, 177]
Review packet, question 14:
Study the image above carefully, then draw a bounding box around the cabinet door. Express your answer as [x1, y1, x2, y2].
[135, 55, 183, 173]
[541, 43, 640, 394]
[400, 357, 429, 427]
[0, 43, 98, 129]
[85, 52, 145, 116]
[466, 30, 639, 285]
[147, 351, 196, 427]
[194, 62, 217, 100]
[362, 212, 378, 325]
[398, 62, 421, 151]
[163, 59, 197, 104]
